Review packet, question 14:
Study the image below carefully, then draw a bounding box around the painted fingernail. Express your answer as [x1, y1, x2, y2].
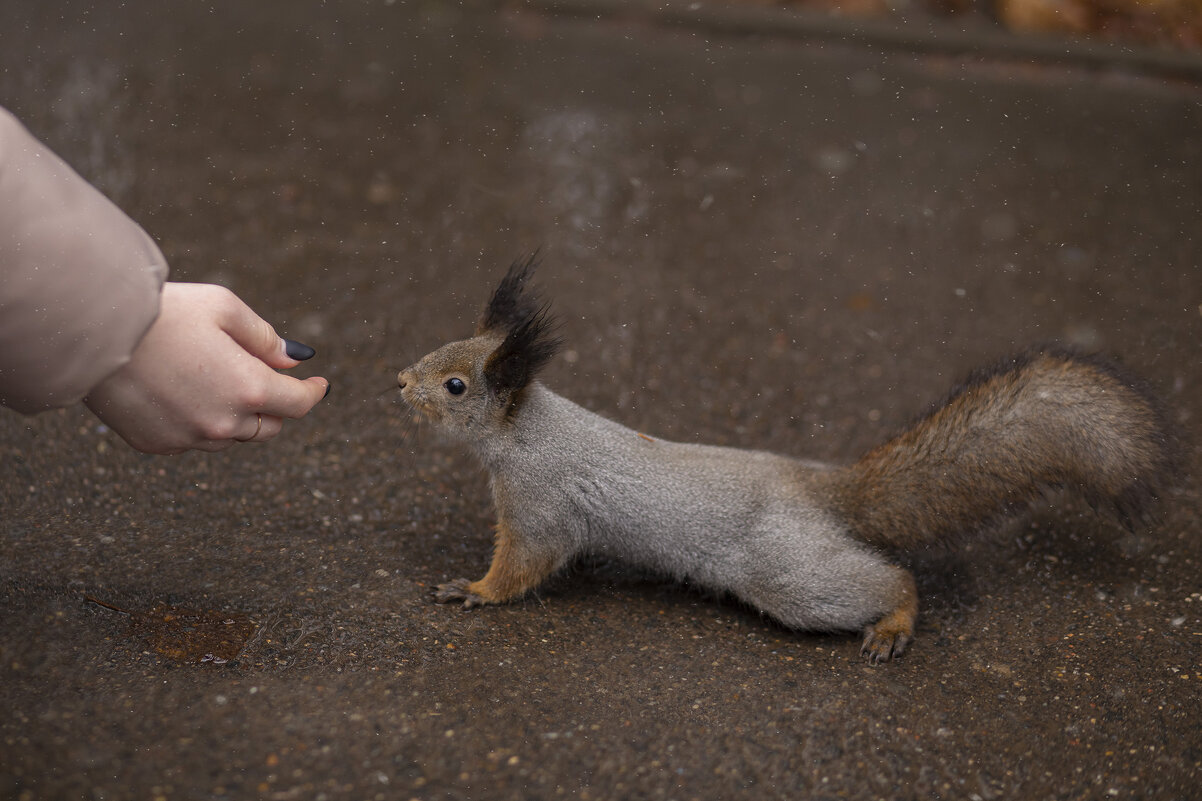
[285, 339, 316, 361]
[323, 382, 332, 400]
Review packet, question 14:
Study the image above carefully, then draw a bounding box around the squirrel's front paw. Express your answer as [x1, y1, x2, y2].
[432, 578, 488, 609]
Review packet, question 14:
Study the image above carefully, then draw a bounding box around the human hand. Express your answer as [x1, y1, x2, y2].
[84, 282, 330, 454]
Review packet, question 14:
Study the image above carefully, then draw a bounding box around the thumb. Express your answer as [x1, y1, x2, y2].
[221, 298, 315, 369]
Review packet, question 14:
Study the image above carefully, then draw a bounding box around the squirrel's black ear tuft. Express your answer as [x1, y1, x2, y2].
[483, 301, 561, 400]
[477, 252, 542, 336]
[479, 252, 562, 398]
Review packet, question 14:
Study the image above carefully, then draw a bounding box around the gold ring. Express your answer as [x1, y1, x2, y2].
[237, 413, 263, 442]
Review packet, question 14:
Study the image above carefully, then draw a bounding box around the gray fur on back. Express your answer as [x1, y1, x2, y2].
[469, 384, 899, 631]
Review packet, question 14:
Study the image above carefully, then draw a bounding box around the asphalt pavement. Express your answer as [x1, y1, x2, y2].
[2, 1, 1200, 799]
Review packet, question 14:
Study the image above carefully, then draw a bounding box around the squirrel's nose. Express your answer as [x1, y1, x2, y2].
[397, 369, 412, 389]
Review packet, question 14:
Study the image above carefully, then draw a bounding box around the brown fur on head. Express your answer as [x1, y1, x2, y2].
[396, 255, 561, 435]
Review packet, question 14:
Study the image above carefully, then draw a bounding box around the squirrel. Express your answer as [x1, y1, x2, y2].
[396, 256, 1178, 663]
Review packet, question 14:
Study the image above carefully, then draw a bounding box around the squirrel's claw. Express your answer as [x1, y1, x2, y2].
[433, 578, 487, 609]
[859, 590, 916, 665]
[860, 626, 910, 665]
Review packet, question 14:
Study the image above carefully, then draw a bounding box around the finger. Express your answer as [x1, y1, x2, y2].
[217, 294, 307, 370]
[284, 339, 316, 361]
[256, 374, 331, 420]
[255, 414, 283, 442]
[233, 412, 266, 443]
[189, 437, 236, 454]
[234, 413, 283, 444]
[261, 337, 318, 370]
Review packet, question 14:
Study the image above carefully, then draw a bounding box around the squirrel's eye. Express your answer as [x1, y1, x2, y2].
[444, 377, 466, 396]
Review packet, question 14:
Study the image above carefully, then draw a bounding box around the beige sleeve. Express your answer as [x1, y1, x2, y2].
[0, 107, 168, 414]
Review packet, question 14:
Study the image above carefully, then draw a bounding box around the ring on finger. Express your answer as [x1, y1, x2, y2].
[236, 413, 263, 442]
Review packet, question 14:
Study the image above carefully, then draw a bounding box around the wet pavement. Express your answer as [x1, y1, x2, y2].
[2, 1, 1201, 799]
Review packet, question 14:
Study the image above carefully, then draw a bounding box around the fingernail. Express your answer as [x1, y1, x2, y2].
[323, 382, 332, 400]
[285, 339, 316, 361]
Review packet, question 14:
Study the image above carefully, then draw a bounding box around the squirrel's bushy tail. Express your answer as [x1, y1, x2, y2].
[826, 347, 1180, 550]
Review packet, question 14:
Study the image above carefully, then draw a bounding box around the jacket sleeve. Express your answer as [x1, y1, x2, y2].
[0, 107, 168, 414]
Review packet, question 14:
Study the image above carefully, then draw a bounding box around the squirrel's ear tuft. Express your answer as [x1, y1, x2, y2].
[477, 252, 543, 336]
[479, 252, 561, 398]
[483, 303, 561, 399]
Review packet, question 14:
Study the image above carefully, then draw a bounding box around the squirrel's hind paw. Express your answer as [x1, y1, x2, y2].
[860, 629, 909, 665]
[860, 571, 918, 664]
[433, 578, 487, 609]
[860, 617, 913, 665]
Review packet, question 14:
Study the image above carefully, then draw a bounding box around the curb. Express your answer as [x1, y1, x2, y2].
[521, 0, 1202, 82]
